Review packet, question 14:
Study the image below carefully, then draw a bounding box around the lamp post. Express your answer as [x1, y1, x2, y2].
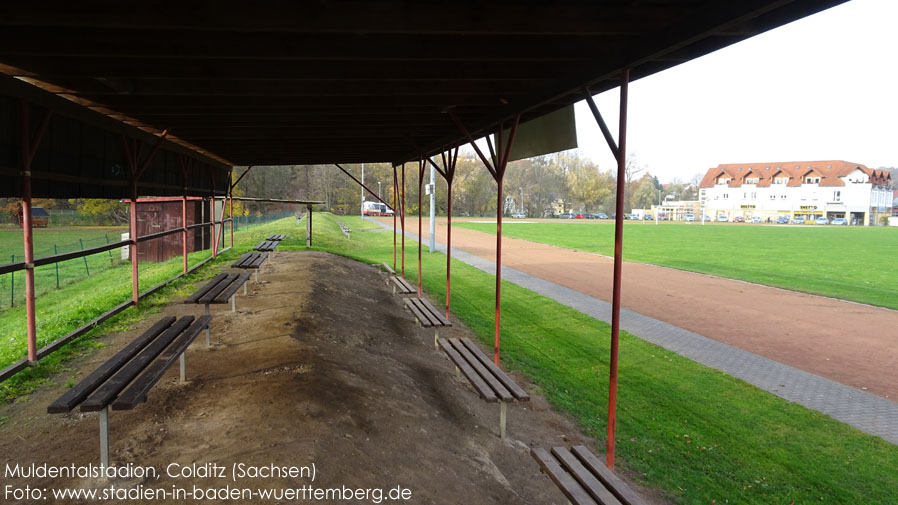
[377, 181, 382, 199]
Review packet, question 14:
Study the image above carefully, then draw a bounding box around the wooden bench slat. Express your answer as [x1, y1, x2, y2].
[198, 274, 238, 304]
[418, 298, 452, 327]
[112, 316, 212, 411]
[571, 446, 648, 505]
[553, 447, 624, 505]
[405, 299, 434, 327]
[184, 274, 228, 303]
[249, 252, 269, 268]
[381, 262, 396, 275]
[391, 276, 414, 294]
[459, 338, 529, 401]
[80, 317, 195, 412]
[213, 273, 251, 303]
[267, 234, 285, 241]
[438, 338, 498, 402]
[448, 338, 513, 402]
[531, 448, 598, 505]
[47, 317, 176, 414]
[232, 252, 253, 268]
[409, 298, 442, 327]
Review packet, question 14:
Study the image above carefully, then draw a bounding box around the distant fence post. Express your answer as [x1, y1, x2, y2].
[9, 254, 14, 307]
[79, 239, 90, 276]
[105, 234, 113, 265]
[54, 244, 60, 288]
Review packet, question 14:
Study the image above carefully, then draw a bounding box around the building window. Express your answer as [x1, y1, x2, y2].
[723, 193, 729, 199]
[780, 194, 786, 199]
[751, 192, 757, 199]
[769, 194, 776, 200]
[814, 177, 820, 183]
[834, 191, 841, 201]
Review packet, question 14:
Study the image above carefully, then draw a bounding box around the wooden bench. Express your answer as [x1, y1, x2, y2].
[337, 221, 351, 238]
[47, 315, 211, 466]
[405, 297, 451, 348]
[232, 251, 269, 282]
[437, 337, 529, 438]
[390, 275, 415, 295]
[184, 272, 250, 345]
[253, 239, 279, 252]
[266, 233, 286, 241]
[531, 445, 647, 505]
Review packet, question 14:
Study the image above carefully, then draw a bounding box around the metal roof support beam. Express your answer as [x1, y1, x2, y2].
[20, 100, 52, 363]
[431, 147, 459, 320]
[333, 163, 394, 212]
[582, 86, 620, 160]
[230, 165, 254, 190]
[603, 70, 630, 470]
[417, 159, 426, 297]
[450, 112, 520, 366]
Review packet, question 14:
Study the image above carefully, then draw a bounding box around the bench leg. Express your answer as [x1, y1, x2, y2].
[499, 401, 507, 440]
[204, 304, 211, 346]
[243, 282, 247, 296]
[231, 295, 236, 312]
[254, 271, 259, 283]
[455, 366, 460, 379]
[179, 353, 186, 382]
[392, 283, 396, 294]
[434, 328, 439, 349]
[99, 407, 110, 467]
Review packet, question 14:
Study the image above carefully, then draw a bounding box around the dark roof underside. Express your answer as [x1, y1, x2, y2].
[0, 0, 846, 168]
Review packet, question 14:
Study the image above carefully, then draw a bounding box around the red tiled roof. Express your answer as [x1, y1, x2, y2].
[699, 161, 874, 188]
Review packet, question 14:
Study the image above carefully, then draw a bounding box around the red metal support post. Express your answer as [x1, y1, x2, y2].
[607, 69, 630, 470]
[209, 168, 217, 258]
[428, 148, 458, 320]
[401, 163, 406, 276]
[178, 156, 189, 274]
[229, 187, 234, 248]
[417, 159, 425, 296]
[392, 165, 397, 271]
[450, 112, 520, 365]
[19, 101, 51, 362]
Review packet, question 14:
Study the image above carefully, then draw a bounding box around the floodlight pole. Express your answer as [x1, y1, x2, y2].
[450, 112, 520, 366]
[585, 70, 629, 470]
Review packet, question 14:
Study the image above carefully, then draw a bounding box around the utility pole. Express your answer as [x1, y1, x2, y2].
[429, 164, 436, 252]
[519, 187, 524, 214]
[360, 163, 365, 216]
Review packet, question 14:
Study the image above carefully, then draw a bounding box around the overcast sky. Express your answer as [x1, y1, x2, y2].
[573, 0, 897, 183]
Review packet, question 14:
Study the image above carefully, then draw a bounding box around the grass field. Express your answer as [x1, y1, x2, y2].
[0, 227, 128, 311]
[454, 220, 898, 310]
[312, 213, 897, 505]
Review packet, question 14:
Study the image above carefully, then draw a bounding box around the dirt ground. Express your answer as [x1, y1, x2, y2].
[395, 218, 898, 401]
[0, 251, 667, 504]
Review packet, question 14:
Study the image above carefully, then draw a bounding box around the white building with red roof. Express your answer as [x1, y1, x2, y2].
[698, 161, 892, 225]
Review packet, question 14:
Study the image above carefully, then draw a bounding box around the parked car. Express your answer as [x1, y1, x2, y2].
[716, 215, 728, 222]
[815, 216, 829, 225]
[511, 212, 526, 219]
[643, 214, 653, 220]
[628, 213, 640, 220]
[750, 216, 762, 223]
[733, 216, 745, 223]
[558, 213, 574, 219]
[684, 213, 695, 222]
[776, 216, 789, 224]
[573, 213, 584, 219]
[791, 217, 805, 224]
[597, 213, 609, 219]
[703, 215, 713, 222]
[832, 217, 848, 225]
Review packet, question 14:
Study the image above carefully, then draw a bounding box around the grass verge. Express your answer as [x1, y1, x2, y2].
[317, 213, 898, 505]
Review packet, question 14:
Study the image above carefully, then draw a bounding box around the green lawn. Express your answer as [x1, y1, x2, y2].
[454, 220, 898, 310]
[0, 227, 128, 311]
[314, 213, 898, 505]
